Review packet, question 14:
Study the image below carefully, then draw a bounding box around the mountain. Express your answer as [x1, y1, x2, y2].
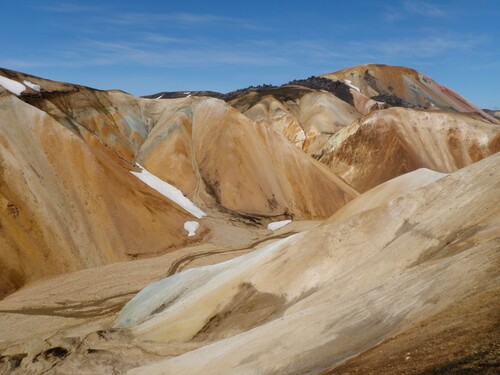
[324, 64, 498, 122]
[0, 86, 201, 299]
[0, 65, 498, 375]
[0, 68, 357, 299]
[318, 106, 499, 192]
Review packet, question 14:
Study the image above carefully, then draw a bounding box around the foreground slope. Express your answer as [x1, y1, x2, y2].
[119, 153, 499, 374]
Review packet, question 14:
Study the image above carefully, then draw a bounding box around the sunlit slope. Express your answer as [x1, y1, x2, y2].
[325, 64, 497, 123]
[121, 153, 499, 374]
[318, 107, 499, 192]
[0, 92, 199, 299]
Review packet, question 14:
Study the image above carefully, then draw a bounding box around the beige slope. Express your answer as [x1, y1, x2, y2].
[328, 168, 447, 221]
[0, 219, 318, 374]
[319, 107, 500, 192]
[324, 64, 498, 123]
[138, 97, 358, 219]
[0, 94, 202, 299]
[234, 90, 361, 157]
[240, 95, 306, 148]
[120, 153, 499, 374]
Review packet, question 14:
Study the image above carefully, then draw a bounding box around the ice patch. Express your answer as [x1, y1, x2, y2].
[343, 79, 360, 92]
[184, 221, 200, 236]
[267, 220, 292, 231]
[131, 164, 206, 219]
[0, 76, 25, 95]
[23, 80, 40, 92]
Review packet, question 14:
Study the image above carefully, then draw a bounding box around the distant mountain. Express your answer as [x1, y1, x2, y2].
[484, 108, 500, 120]
[325, 64, 497, 122]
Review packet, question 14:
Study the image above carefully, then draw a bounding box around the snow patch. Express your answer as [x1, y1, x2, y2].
[343, 79, 360, 92]
[131, 164, 206, 219]
[184, 221, 200, 237]
[267, 220, 292, 231]
[0, 76, 25, 95]
[155, 94, 164, 100]
[23, 80, 41, 92]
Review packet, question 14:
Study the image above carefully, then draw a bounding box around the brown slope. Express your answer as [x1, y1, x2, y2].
[324, 64, 498, 123]
[138, 97, 358, 219]
[0, 67, 151, 164]
[321, 286, 499, 375]
[0, 93, 202, 299]
[0, 68, 358, 298]
[318, 107, 500, 192]
[1, 69, 358, 221]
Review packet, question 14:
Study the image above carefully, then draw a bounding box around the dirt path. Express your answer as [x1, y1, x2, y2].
[166, 231, 297, 276]
[0, 292, 137, 319]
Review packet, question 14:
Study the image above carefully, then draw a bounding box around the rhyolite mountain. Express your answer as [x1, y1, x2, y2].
[0, 64, 498, 375]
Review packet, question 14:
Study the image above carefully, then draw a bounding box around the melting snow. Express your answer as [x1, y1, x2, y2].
[23, 80, 41, 92]
[131, 164, 206, 219]
[343, 79, 360, 93]
[184, 221, 200, 236]
[0, 76, 25, 95]
[267, 220, 292, 231]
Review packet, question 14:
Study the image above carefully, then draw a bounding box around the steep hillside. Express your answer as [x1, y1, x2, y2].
[231, 90, 360, 157]
[137, 96, 358, 218]
[324, 64, 498, 123]
[318, 107, 500, 192]
[0, 93, 201, 299]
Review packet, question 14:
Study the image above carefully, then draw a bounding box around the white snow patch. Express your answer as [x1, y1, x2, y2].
[343, 79, 360, 92]
[184, 221, 200, 237]
[155, 94, 164, 100]
[267, 220, 292, 231]
[23, 80, 40, 92]
[131, 164, 206, 219]
[0, 76, 25, 95]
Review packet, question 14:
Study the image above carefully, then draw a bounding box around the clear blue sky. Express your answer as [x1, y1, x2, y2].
[2, 0, 499, 108]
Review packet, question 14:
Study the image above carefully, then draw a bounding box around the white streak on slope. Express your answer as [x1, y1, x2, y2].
[131, 164, 206, 219]
[0, 76, 25, 95]
[23, 80, 41, 92]
[267, 220, 292, 231]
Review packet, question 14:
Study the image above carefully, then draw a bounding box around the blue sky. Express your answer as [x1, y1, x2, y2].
[2, 0, 499, 108]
